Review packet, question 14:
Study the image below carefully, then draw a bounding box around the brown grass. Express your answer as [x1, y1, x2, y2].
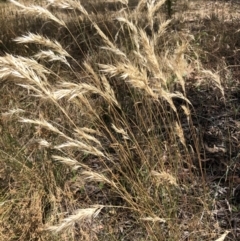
[1, 0, 240, 241]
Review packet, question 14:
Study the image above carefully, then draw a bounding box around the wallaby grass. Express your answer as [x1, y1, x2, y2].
[0, 0, 240, 241]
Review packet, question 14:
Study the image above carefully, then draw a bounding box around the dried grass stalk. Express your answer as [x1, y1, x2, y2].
[1, 108, 25, 118]
[175, 121, 186, 147]
[34, 50, 70, 67]
[52, 155, 89, 170]
[14, 33, 70, 57]
[9, 0, 66, 27]
[54, 141, 106, 158]
[112, 124, 130, 140]
[46, 0, 88, 16]
[47, 206, 103, 233]
[151, 170, 178, 187]
[202, 70, 225, 98]
[0, 54, 49, 82]
[82, 171, 117, 189]
[140, 216, 166, 223]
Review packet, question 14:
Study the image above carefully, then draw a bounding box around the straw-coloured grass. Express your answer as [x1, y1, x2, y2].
[1, 0, 239, 241]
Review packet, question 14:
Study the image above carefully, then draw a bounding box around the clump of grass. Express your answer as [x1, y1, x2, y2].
[0, 0, 229, 241]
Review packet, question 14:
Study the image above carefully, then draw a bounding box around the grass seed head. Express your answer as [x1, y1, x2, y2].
[46, 0, 88, 16]
[14, 33, 70, 57]
[151, 170, 178, 187]
[9, 0, 66, 26]
[47, 206, 103, 233]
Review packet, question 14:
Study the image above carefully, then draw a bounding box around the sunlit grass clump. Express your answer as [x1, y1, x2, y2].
[0, 0, 227, 240]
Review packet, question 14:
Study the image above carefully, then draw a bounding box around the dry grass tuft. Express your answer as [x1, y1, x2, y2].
[0, 0, 239, 240]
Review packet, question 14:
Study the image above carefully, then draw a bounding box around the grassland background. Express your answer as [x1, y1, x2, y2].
[1, 0, 240, 241]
